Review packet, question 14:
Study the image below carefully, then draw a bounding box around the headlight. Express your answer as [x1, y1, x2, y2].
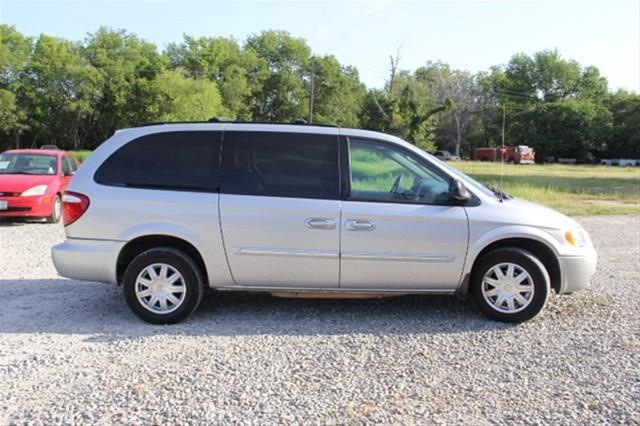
[565, 228, 588, 247]
[21, 185, 48, 197]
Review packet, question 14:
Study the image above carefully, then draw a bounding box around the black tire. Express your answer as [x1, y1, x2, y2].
[47, 195, 61, 223]
[471, 247, 550, 323]
[123, 247, 204, 324]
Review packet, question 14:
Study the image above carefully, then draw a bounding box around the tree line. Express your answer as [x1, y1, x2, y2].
[1, 25, 638, 160]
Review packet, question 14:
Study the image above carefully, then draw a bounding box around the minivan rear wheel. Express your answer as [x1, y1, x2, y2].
[123, 247, 204, 324]
[471, 247, 550, 323]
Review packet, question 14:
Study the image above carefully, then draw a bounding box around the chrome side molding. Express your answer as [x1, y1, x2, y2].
[234, 246, 339, 258]
[342, 252, 455, 262]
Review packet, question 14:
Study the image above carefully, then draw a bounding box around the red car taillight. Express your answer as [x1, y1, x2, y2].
[62, 191, 90, 226]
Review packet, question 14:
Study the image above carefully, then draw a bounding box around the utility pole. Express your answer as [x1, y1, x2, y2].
[308, 57, 315, 124]
[501, 103, 506, 149]
[500, 102, 506, 188]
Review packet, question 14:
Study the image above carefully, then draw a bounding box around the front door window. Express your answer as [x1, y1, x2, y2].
[349, 139, 452, 205]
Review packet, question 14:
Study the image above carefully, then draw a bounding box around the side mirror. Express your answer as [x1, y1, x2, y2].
[449, 180, 471, 203]
[63, 170, 75, 177]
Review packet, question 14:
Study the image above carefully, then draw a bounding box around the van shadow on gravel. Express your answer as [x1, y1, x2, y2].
[0, 278, 514, 340]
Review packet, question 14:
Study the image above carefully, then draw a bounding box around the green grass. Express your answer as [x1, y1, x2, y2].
[351, 149, 407, 192]
[451, 161, 640, 216]
[72, 150, 92, 162]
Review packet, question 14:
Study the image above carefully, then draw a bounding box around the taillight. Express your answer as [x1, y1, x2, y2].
[62, 191, 90, 226]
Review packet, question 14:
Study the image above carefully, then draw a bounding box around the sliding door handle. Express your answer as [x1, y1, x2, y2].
[305, 217, 336, 230]
[345, 219, 375, 231]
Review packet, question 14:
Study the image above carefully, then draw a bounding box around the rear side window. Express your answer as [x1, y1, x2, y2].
[94, 132, 221, 191]
[67, 155, 78, 172]
[221, 131, 339, 200]
[62, 156, 73, 174]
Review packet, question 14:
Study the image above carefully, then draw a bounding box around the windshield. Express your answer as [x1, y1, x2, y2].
[0, 153, 58, 175]
[428, 155, 499, 199]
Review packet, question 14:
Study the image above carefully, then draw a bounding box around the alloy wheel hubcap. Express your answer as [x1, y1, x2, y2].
[481, 262, 534, 314]
[135, 263, 186, 314]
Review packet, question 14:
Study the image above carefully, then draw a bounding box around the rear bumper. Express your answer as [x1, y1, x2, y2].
[51, 238, 125, 284]
[0, 195, 55, 217]
[557, 250, 598, 294]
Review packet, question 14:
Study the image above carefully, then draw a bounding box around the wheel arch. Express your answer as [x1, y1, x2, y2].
[116, 235, 209, 286]
[469, 237, 561, 294]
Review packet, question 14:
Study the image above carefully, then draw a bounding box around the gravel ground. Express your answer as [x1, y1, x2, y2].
[0, 216, 639, 425]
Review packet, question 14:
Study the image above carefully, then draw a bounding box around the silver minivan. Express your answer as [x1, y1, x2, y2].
[52, 122, 597, 324]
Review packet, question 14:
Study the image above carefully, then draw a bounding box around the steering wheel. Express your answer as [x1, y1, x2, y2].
[415, 183, 435, 202]
[389, 174, 403, 195]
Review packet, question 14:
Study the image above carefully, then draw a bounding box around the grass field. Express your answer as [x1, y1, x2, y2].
[72, 150, 92, 162]
[452, 161, 639, 216]
[72, 149, 638, 216]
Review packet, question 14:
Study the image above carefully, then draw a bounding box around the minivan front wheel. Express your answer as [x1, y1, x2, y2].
[123, 247, 204, 324]
[471, 247, 550, 323]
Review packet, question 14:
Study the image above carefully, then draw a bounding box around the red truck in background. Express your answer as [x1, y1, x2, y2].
[473, 145, 535, 164]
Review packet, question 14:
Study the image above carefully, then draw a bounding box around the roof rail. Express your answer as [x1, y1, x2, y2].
[208, 116, 235, 123]
[135, 121, 211, 127]
[134, 118, 337, 128]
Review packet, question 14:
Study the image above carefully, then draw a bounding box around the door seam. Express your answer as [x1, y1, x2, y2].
[338, 200, 343, 288]
[456, 206, 471, 292]
[217, 126, 238, 285]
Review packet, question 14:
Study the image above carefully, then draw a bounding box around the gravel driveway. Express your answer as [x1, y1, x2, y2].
[0, 216, 639, 424]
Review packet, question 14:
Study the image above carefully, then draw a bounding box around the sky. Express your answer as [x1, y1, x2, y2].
[1, 0, 638, 92]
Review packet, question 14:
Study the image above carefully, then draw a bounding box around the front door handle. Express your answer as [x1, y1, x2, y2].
[345, 219, 375, 231]
[305, 217, 336, 230]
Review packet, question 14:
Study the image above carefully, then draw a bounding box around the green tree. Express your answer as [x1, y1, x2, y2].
[82, 27, 166, 146]
[19, 34, 98, 149]
[482, 50, 613, 160]
[0, 25, 32, 147]
[416, 62, 479, 156]
[605, 90, 640, 157]
[165, 35, 261, 119]
[360, 88, 394, 132]
[149, 70, 227, 121]
[501, 50, 577, 101]
[308, 55, 366, 127]
[0, 90, 22, 135]
[245, 30, 310, 121]
[510, 99, 612, 161]
[579, 66, 609, 101]
[359, 54, 448, 153]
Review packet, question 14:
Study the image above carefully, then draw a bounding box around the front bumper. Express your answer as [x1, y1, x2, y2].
[557, 249, 598, 294]
[51, 238, 125, 284]
[0, 195, 55, 218]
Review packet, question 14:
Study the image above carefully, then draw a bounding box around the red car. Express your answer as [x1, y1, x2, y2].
[0, 148, 80, 223]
